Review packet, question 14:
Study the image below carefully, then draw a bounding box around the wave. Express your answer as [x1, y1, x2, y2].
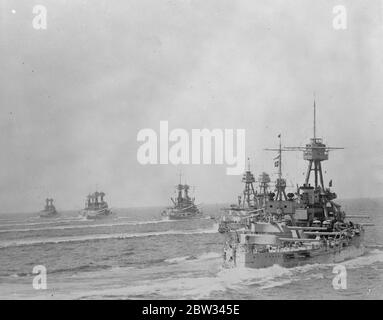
[75, 263, 293, 299]
[217, 264, 293, 288]
[365, 243, 383, 249]
[165, 251, 221, 264]
[157, 264, 315, 297]
[341, 249, 383, 268]
[0, 217, 86, 228]
[221, 249, 383, 291]
[9, 264, 112, 278]
[76, 256, 293, 299]
[0, 225, 218, 248]
[51, 264, 112, 275]
[165, 256, 192, 264]
[77, 275, 228, 300]
[0, 219, 180, 233]
[28, 249, 383, 299]
[0, 215, 144, 228]
[0, 217, 204, 233]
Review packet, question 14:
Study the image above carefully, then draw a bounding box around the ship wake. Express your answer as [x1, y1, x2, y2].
[0, 224, 219, 248]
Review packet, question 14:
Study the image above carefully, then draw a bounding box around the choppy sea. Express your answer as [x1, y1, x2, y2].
[0, 198, 382, 300]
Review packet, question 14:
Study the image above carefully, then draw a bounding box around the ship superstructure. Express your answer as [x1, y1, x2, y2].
[264, 134, 296, 222]
[161, 174, 202, 220]
[285, 101, 344, 226]
[218, 159, 267, 233]
[39, 198, 58, 218]
[255, 172, 271, 209]
[223, 101, 367, 268]
[80, 191, 113, 219]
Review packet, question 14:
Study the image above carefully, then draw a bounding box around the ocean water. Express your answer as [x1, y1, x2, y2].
[0, 199, 382, 300]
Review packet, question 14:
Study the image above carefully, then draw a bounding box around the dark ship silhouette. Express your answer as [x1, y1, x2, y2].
[39, 198, 58, 218]
[161, 175, 202, 220]
[80, 191, 113, 219]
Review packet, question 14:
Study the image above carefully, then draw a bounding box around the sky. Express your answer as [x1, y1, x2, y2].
[1, 0, 383, 213]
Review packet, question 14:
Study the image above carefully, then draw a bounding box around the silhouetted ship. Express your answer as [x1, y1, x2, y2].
[39, 198, 58, 218]
[80, 191, 113, 219]
[161, 176, 202, 220]
[223, 101, 370, 268]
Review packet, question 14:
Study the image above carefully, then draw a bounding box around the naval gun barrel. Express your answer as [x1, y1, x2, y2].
[304, 231, 345, 236]
[287, 226, 328, 231]
[237, 208, 266, 220]
[278, 238, 321, 242]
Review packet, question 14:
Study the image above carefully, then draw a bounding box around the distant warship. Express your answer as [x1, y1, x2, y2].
[161, 175, 202, 220]
[39, 198, 58, 218]
[80, 191, 113, 219]
[223, 102, 369, 268]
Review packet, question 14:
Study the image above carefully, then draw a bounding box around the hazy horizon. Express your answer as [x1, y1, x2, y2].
[1, 0, 383, 213]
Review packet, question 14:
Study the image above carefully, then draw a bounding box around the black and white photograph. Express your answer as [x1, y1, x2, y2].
[0, 0, 382, 303]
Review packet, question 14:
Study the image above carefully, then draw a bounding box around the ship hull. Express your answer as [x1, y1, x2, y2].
[80, 208, 113, 220]
[39, 209, 58, 218]
[161, 209, 203, 220]
[224, 237, 365, 269]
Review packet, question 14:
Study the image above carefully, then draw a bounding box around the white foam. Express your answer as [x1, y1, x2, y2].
[78, 264, 292, 299]
[77, 275, 227, 299]
[217, 264, 292, 288]
[0, 219, 181, 233]
[198, 251, 221, 260]
[342, 249, 383, 268]
[165, 256, 191, 264]
[165, 251, 221, 264]
[0, 217, 84, 228]
[0, 225, 218, 248]
[0, 216, 205, 233]
[258, 278, 294, 290]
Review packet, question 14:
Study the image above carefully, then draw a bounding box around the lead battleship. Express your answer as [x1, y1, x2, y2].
[39, 198, 58, 218]
[161, 175, 202, 220]
[223, 102, 367, 268]
[80, 191, 113, 219]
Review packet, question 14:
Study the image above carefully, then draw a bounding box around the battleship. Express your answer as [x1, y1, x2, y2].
[161, 175, 202, 220]
[80, 191, 113, 219]
[39, 198, 58, 218]
[223, 102, 369, 268]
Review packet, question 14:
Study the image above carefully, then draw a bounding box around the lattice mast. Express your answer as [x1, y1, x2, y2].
[257, 172, 271, 207]
[285, 100, 343, 191]
[241, 158, 256, 208]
